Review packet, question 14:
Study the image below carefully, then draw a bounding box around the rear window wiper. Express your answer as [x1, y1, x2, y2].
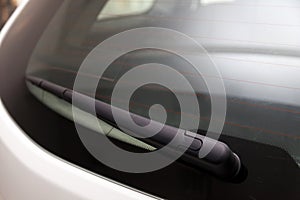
[26, 76, 244, 182]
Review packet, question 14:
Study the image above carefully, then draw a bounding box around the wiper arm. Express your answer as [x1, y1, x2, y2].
[26, 76, 243, 181]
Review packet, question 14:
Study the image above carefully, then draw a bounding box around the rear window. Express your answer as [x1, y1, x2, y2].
[27, 0, 300, 166]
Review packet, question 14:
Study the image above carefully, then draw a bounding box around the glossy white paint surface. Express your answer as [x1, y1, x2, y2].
[0, 99, 158, 200]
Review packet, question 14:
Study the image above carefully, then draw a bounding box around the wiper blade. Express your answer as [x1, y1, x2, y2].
[26, 76, 243, 181]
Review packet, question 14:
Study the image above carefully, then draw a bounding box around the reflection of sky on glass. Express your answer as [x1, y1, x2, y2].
[201, 0, 234, 5]
[98, 0, 154, 20]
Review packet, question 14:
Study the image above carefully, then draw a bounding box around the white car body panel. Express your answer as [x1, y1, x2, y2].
[0, 99, 157, 200]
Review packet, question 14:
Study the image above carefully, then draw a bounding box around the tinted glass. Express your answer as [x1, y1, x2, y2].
[27, 0, 300, 165]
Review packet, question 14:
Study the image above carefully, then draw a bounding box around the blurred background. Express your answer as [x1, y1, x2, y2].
[0, 0, 21, 29]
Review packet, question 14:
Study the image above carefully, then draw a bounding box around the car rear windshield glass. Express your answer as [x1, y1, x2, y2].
[27, 0, 300, 166]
